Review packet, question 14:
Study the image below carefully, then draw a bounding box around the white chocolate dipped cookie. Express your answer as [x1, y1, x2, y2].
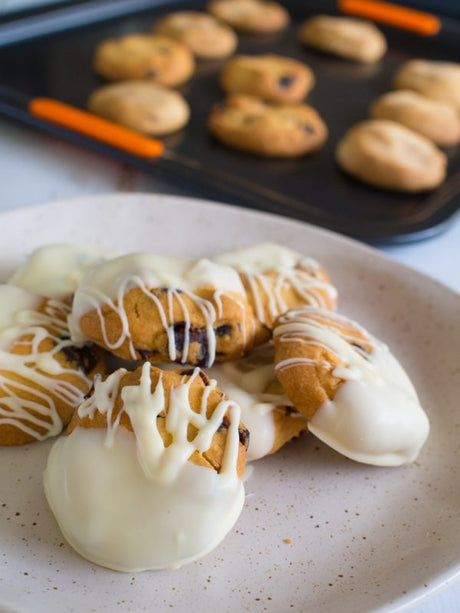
[299, 15, 386, 63]
[44, 363, 247, 571]
[69, 252, 261, 367]
[394, 59, 460, 112]
[370, 90, 460, 147]
[336, 119, 447, 192]
[213, 243, 337, 340]
[0, 285, 104, 446]
[208, 343, 307, 461]
[273, 306, 430, 466]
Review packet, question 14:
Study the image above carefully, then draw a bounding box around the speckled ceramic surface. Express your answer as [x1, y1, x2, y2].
[0, 194, 459, 613]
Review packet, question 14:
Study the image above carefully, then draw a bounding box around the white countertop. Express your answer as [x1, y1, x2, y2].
[0, 118, 459, 613]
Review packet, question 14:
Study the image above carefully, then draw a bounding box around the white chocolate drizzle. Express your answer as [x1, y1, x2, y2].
[0, 285, 94, 441]
[69, 253, 249, 365]
[44, 363, 245, 571]
[274, 307, 430, 466]
[214, 243, 338, 324]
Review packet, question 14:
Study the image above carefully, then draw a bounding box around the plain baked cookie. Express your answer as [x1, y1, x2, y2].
[335, 119, 447, 192]
[299, 15, 386, 63]
[220, 54, 315, 104]
[153, 11, 237, 59]
[207, 0, 289, 33]
[394, 59, 460, 112]
[370, 90, 460, 146]
[272, 306, 430, 466]
[87, 81, 190, 136]
[93, 34, 195, 87]
[208, 94, 328, 157]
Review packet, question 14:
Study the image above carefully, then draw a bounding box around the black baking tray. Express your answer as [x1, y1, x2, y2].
[0, 0, 459, 244]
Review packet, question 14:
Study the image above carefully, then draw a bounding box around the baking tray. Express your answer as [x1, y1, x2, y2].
[0, 0, 459, 243]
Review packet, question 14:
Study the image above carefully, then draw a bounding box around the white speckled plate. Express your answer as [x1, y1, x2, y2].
[0, 194, 459, 613]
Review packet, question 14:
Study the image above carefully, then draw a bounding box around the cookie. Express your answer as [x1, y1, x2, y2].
[213, 243, 337, 338]
[153, 11, 237, 59]
[208, 94, 328, 157]
[208, 342, 307, 461]
[207, 0, 289, 34]
[87, 81, 190, 136]
[9, 243, 117, 299]
[220, 54, 315, 104]
[93, 34, 195, 87]
[0, 285, 104, 446]
[273, 307, 430, 466]
[336, 119, 447, 192]
[394, 59, 460, 112]
[370, 90, 460, 147]
[45, 363, 247, 571]
[69, 253, 261, 367]
[299, 15, 386, 63]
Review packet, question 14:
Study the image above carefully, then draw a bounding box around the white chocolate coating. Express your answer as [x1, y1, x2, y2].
[214, 243, 337, 325]
[0, 285, 93, 441]
[44, 364, 245, 571]
[8, 243, 117, 298]
[275, 307, 430, 466]
[208, 344, 301, 461]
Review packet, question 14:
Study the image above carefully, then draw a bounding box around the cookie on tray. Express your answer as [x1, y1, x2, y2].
[0, 285, 104, 446]
[153, 11, 237, 59]
[299, 15, 387, 63]
[44, 363, 248, 571]
[93, 34, 195, 87]
[393, 59, 460, 112]
[208, 94, 328, 157]
[370, 90, 460, 147]
[220, 54, 315, 104]
[207, 0, 289, 34]
[69, 252, 262, 367]
[207, 343, 308, 461]
[335, 119, 447, 192]
[87, 81, 190, 136]
[273, 306, 430, 466]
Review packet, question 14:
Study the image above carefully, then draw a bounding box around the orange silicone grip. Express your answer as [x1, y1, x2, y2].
[338, 0, 441, 35]
[29, 98, 164, 158]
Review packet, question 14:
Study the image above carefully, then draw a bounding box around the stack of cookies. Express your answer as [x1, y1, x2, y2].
[3, 241, 430, 573]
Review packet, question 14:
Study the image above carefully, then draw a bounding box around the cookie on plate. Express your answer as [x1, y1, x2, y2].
[370, 90, 460, 147]
[153, 11, 237, 59]
[44, 363, 248, 571]
[93, 34, 195, 87]
[87, 81, 190, 136]
[394, 59, 460, 112]
[207, 0, 289, 34]
[208, 94, 328, 157]
[335, 119, 447, 192]
[207, 343, 307, 461]
[69, 252, 262, 367]
[0, 285, 104, 446]
[220, 54, 315, 104]
[299, 15, 386, 63]
[273, 306, 430, 466]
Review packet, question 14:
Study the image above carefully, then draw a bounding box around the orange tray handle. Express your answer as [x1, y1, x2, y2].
[29, 98, 164, 159]
[338, 0, 441, 35]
